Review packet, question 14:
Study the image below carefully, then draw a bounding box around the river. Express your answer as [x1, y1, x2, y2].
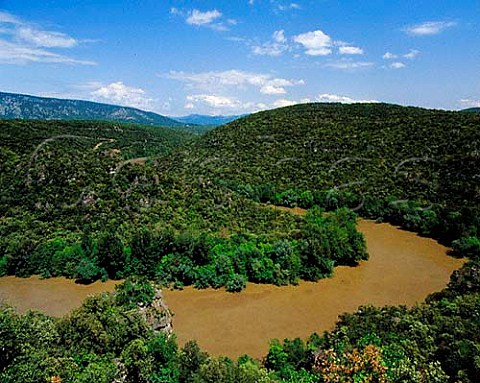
[0, 218, 464, 358]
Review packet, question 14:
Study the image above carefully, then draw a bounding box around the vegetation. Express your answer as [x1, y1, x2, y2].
[1, 261, 479, 382]
[0, 91, 186, 128]
[462, 108, 480, 113]
[0, 118, 367, 290]
[162, 102, 479, 249]
[0, 102, 479, 381]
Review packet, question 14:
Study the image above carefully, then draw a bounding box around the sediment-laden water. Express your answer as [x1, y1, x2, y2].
[0, 219, 464, 358]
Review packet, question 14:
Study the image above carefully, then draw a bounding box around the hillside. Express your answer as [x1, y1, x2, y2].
[463, 107, 480, 113]
[1, 118, 366, 289]
[1, 107, 479, 382]
[166, 103, 479, 242]
[0, 91, 185, 128]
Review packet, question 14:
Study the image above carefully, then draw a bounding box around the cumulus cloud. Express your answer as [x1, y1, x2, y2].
[243, 28, 364, 59]
[186, 94, 238, 108]
[186, 9, 222, 26]
[90, 82, 154, 110]
[273, 98, 311, 108]
[293, 30, 332, 56]
[338, 45, 364, 55]
[405, 21, 457, 36]
[384, 49, 420, 61]
[316, 94, 378, 103]
[383, 52, 397, 60]
[166, 69, 304, 96]
[0, 10, 93, 65]
[185, 94, 267, 113]
[172, 8, 232, 31]
[260, 85, 287, 95]
[272, 94, 378, 108]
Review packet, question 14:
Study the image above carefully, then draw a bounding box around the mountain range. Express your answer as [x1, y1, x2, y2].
[0, 91, 186, 127]
[0, 91, 244, 131]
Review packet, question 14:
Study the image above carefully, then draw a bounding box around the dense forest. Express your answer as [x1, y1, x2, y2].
[1, 260, 479, 382]
[162, 103, 479, 245]
[0, 102, 479, 381]
[0, 118, 367, 290]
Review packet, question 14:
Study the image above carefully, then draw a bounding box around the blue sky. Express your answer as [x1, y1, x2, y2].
[0, 0, 478, 115]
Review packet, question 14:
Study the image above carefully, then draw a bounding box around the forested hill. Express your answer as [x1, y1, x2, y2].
[463, 107, 480, 113]
[0, 91, 185, 128]
[169, 103, 479, 205]
[165, 102, 479, 242]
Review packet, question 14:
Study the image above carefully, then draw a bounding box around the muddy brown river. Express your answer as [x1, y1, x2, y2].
[0, 218, 464, 358]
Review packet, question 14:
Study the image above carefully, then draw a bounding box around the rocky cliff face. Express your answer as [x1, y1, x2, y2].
[137, 288, 173, 335]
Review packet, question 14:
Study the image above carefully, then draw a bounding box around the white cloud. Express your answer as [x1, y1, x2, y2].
[240, 28, 364, 60]
[405, 21, 457, 36]
[277, 3, 301, 11]
[339, 46, 364, 55]
[273, 30, 287, 43]
[186, 9, 222, 26]
[316, 94, 378, 103]
[90, 82, 154, 110]
[17, 26, 77, 48]
[0, 10, 93, 65]
[167, 69, 304, 95]
[325, 60, 374, 70]
[271, 94, 377, 108]
[0, 39, 94, 65]
[0, 11, 21, 24]
[260, 85, 287, 95]
[252, 29, 290, 56]
[172, 8, 232, 31]
[186, 94, 238, 108]
[390, 62, 406, 69]
[459, 99, 480, 108]
[185, 94, 266, 113]
[383, 52, 397, 60]
[293, 30, 332, 56]
[404, 49, 420, 59]
[272, 98, 311, 108]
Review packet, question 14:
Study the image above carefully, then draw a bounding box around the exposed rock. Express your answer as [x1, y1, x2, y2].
[137, 288, 173, 335]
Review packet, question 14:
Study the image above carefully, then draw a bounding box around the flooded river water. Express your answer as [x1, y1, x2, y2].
[0, 218, 464, 358]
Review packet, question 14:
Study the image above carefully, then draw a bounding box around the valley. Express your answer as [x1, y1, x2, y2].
[0, 218, 464, 358]
[0, 102, 478, 382]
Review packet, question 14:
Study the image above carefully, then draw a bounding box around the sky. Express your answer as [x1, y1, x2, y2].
[0, 0, 479, 116]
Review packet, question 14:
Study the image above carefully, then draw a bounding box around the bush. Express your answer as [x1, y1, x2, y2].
[225, 273, 247, 292]
[452, 236, 480, 259]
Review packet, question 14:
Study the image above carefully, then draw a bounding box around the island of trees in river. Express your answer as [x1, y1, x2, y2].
[0, 103, 479, 382]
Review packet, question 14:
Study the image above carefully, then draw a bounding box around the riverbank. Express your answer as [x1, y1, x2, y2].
[0, 218, 464, 358]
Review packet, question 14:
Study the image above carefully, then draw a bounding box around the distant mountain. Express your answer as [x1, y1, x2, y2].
[0, 91, 185, 127]
[173, 114, 245, 126]
[463, 107, 480, 113]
